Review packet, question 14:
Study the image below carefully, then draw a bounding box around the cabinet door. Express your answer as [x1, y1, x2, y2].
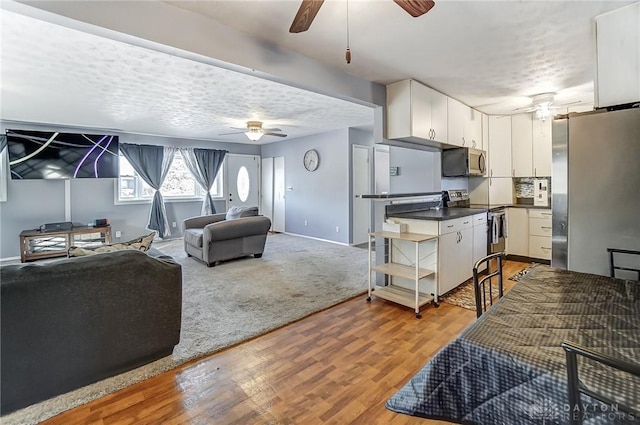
[480, 112, 488, 152]
[447, 98, 465, 147]
[473, 222, 488, 272]
[385, 80, 411, 140]
[410, 80, 433, 140]
[511, 114, 533, 177]
[488, 116, 512, 177]
[438, 231, 460, 295]
[595, 2, 640, 108]
[506, 208, 528, 256]
[458, 227, 474, 283]
[429, 88, 448, 143]
[467, 108, 483, 150]
[488, 177, 513, 205]
[532, 118, 552, 177]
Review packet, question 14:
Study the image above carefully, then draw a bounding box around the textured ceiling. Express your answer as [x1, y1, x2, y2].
[0, 10, 374, 144]
[1, 1, 635, 144]
[168, 0, 634, 113]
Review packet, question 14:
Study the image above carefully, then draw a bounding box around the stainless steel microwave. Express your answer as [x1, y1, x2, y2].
[441, 147, 487, 177]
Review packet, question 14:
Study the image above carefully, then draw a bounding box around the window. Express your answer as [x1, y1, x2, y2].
[117, 151, 224, 203]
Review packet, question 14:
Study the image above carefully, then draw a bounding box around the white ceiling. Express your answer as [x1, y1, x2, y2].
[1, 0, 636, 144]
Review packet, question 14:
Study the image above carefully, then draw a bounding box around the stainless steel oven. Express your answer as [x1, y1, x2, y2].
[488, 208, 506, 254]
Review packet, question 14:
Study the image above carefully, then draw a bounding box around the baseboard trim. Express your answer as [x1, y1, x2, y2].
[0, 256, 21, 264]
[506, 254, 550, 265]
[281, 232, 349, 247]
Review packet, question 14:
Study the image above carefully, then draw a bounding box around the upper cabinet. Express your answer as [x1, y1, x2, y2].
[532, 118, 552, 177]
[448, 99, 482, 149]
[595, 2, 640, 108]
[487, 116, 512, 178]
[386, 79, 448, 144]
[511, 114, 533, 177]
[510, 113, 552, 178]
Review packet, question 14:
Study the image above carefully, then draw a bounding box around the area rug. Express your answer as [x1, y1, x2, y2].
[441, 264, 535, 310]
[2, 233, 368, 425]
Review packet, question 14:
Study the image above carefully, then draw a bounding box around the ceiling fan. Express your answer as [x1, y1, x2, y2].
[289, 0, 435, 33]
[219, 121, 287, 142]
[512, 93, 582, 121]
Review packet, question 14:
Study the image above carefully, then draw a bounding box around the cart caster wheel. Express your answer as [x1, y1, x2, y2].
[415, 313, 422, 319]
[366, 296, 372, 302]
[434, 302, 440, 308]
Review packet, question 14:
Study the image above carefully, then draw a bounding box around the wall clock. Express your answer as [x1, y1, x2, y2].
[303, 149, 319, 171]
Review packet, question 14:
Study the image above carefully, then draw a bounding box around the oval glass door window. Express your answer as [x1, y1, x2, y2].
[237, 166, 250, 202]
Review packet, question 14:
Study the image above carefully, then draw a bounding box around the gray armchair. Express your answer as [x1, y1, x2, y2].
[183, 211, 271, 267]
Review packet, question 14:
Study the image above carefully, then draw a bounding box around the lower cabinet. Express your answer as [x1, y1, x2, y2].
[506, 208, 552, 260]
[438, 214, 484, 295]
[506, 208, 529, 256]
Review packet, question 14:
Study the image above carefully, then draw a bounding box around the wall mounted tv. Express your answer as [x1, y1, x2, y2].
[7, 130, 119, 180]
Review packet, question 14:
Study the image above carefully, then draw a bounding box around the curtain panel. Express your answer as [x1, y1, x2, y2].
[180, 148, 227, 215]
[120, 144, 176, 238]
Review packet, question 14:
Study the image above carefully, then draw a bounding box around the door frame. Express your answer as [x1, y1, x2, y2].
[352, 145, 371, 245]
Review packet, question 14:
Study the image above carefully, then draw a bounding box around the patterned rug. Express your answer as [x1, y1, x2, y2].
[441, 264, 534, 310]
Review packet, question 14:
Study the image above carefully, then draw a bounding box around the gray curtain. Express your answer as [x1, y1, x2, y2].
[120, 144, 176, 238]
[0, 135, 6, 152]
[180, 148, 227, 215]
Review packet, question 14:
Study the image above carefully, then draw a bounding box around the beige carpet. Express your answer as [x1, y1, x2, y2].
[2, 233, 368, 425]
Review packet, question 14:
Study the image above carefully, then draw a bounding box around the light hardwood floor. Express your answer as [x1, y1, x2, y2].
[42, 260, 528, 425]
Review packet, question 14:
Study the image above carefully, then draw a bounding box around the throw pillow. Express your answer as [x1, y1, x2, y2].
[68, 232, 155, 257]
[225, 206, 259, 220]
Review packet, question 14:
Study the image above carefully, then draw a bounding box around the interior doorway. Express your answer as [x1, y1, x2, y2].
[261, 157, 274, 227]
[352, 145, 371, 245]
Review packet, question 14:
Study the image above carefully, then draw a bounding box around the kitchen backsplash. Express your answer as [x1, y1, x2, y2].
[514, 177, 551, 201]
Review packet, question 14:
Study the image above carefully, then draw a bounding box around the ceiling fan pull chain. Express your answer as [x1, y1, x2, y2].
[345, 0, 351, 64]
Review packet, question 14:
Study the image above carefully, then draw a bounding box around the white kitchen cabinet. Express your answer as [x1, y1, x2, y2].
[448, 99, 482, 149]
[465, 108, 483, 150]
[437, 216, 474, 295]
[480, 113, 488, 152]
[488, 177, 513, 205]
[506, 208, 528, 257]
[532, 118, 552, 177]
[595, 2, 640, 108]
[386, 79, 448, 143]
[472, 213, 488, 273]
[511, 114, 533, 177]
[447, 98, 466, 147]
[487, 116, 512, 177]
[528, 209, 552, 260]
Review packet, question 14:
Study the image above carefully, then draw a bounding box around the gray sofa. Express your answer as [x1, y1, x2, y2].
[0, 249, 182, 414]
[183, 211, 271, 267]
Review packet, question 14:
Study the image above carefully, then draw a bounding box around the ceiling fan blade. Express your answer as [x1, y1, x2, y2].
[289, 0, 324, 33]
[263, 132, 287, 138]
[512, 106, 537, 112]
[218, 131, 246, 136]
[394, 0, 435, 17]
[262, 127, 282, 132]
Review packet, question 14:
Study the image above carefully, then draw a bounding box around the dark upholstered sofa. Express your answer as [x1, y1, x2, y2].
[0, 249, 182, 414]
[183, 211, 271, 267]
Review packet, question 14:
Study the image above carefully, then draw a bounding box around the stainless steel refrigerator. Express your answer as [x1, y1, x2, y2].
[552, 107, 640, 277]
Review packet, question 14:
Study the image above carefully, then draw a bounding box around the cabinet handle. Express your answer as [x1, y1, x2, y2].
[462, 137, 465, 146]
[541, 212, 552, 216]
[463, 221, 470, 225]
[447, 224, 454, 228]
[534, 167, 537, 177]
[490, 169, 493, 177]
[433, 129, 436, 140]
[512, 168, 515, 177]
[541, 247, 551, 251]
[541, 226, 552, 230]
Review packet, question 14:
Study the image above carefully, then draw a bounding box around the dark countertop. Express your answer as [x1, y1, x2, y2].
[387, 207, 488, 221]
[361, 192, 441, 199]
[468, 203, 551, 211]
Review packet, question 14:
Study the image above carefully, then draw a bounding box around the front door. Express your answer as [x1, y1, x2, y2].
[226, 154, 260, 209]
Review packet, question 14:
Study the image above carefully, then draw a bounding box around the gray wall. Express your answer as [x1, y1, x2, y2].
[388, 146, 441, 193]
[261, 129, 352, 244]
[0, 121, 259, 259]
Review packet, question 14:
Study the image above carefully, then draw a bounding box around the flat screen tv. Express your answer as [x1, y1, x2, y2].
[7, 130, 119, 180]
